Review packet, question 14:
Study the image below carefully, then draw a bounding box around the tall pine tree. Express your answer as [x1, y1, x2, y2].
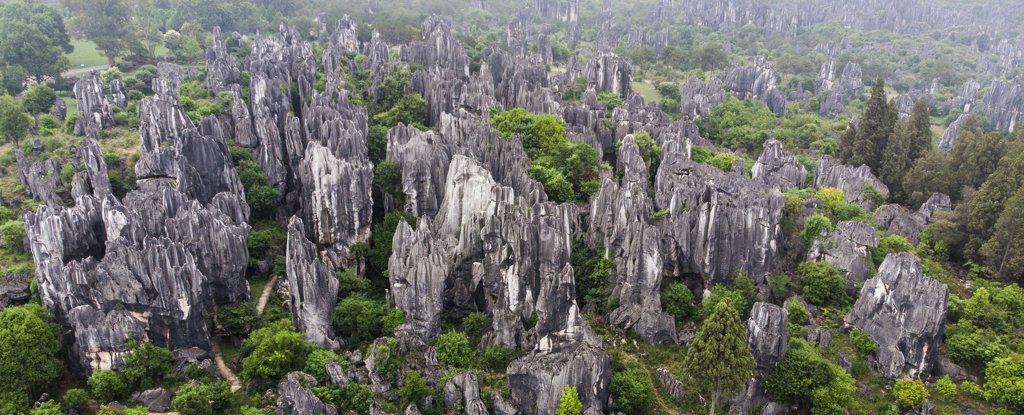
[967, 140, 1024, 259]
[951, 117, 1006, 191]
[981, 185, 1024, 281]
[681, 300, 755, 415]
[838, 123, 857, 163]
[907, 99, 932, 162]
[850, 79, 896, 171]
[881, 121, 913, 199]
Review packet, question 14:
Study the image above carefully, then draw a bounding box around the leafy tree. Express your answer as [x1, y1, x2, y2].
[480, 346, 516, 372]
[951, 117, 1004, 192]
[67, 0, 140, 66]
[373, 160, 403, 208]
[337, 269, 371, 298]
[120, 340, 173, 390]
[556, 385, 583, 415]
[797, 261, 849, 308]
[609, 365, 654, 414]
[0, 21, 69, 84]
[0, 95, 30, 144]
[934, 376, 957, 400]
[0, 304, 62, 410]
[907, 99, 932, 162]
[398, 369, 431, 407]
[850, 79, 896, 171]
[63, 388, 89, 410]
[873, 234, 915, 266]
[705, 96, 775, 151]
[701, 285, 752, 320]
[903, 150, 958, 207]
[981, 185, 1024, 280]
[333, 296, 394, 344]
[29, 400, 61, 415]
[373, 94, 428, 128]
[462, 312, 489, 346]
[0, 220, 26, 252]
[571, 239, 613, 311]
[304, 348, 344, 384]
[786, 299, 810, 331]
[697, 42, 729, 71]
[88, 370, 127, 403]
[342, 383, 374, 414]
[661, 283, 696, 324]
[0, 1, 71, 53]
[434, 330, 474, 368]
[219, 301, 261, 337]
[681, 300, 756, 415]
[893, 378, 929, 409]
[172, 383, 212, 415]
[985, 353, 1024, 410]
[801, 214, 835, 249]
[240, 320, 309, 380]
[22, 84, 55, 121]
[766, 339, 854, 413]
[366, 211, 415, 284]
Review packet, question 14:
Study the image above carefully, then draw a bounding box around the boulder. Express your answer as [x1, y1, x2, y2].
[443, 372, 488, 415]
[844, 253, 948, 378]
[874, 193, 951, 245]
[679, 77, 727, 120]
[656, 368, 685, 401]
[110, 79, 127, 108]
[130, 388, 173, 412]
[276, 372, 338, 415]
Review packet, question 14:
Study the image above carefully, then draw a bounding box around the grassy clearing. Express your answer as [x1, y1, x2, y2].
[67, 39, 109, 68]
[632, 81, 663, 105]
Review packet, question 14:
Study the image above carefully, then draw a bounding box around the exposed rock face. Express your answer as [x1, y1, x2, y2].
[939, 113, 969, 151]
[286, 216, 340, 350]
[482, 46, 560, 115]
[130, 388, 173, 412]
[818, 61, 864, 117]
[679, 77, 727, 120]
[814, 157, 889, 211]
[53, 96, 67, 121]
[874, 193, 951, 245]
[401, 15, 470, 77]
[385, 124, 453, 217]
[655, 141, 785, 285]
[73, 73, 115, 136]
[981, 78, 1024, 132]
[0, 272, 30, 309]
[110, 79, 127, 108]
[589, 136, 675, 344]
[585, 53, 632, 97]
[205, 27, 241, 91]
[844, 253, 948, 379]
[722, 57, 786, 116]
[656, 368, 685, 401]
[276, 372, 338, 415]
[752, 138, 807, 190]
[389, 218, 449, 350]
[15, 151, 65, 206]
[323, 15, 360, 76]
[807, 221, 878, 288]
[443, 372, 488, 415]
[747, 303, 789, 370]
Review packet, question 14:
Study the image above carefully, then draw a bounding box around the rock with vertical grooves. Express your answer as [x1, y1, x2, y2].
[981, 78, 1024, 132]
[807, 221, 879, 288]
[443, 372, 488, 415]
[323, 15, 360, 76]
[14, 151, 65, 206]
[78, 137, 112, 199]
[655, 142, 785, 286]
[205, 27, 241, 91]
[110, 79, 127, 108]
[814, 156, 889, 211]
[389, 218, 449, 350]
[939, 113, 969, 151]
[679, 77, 727, 120]
[585, 52, 632, 97]
[874, 193, 951, 245]
[53, 96, 67, 121]
[817, 61, 863, 117]
[73, 72, 115, 136]
[285, 216, 340, 350]
[230, 85, 257, 148]
[722, 56, 786, 116]
[747, 303, 789, 370]
[656, 368, 685, 401]
[385, 124, 454, 218]
[276, 372, 338, 415]
[298, 141, 373, 269]
[752, 138, 807, 190]
[844, 253, 948, 379]
[401, 15, 470, 77]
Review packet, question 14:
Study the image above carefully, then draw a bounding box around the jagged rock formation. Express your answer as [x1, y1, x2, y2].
[807, 221, 878, 288]
[747, 303, 789, 370]
[53, 96, 66, 121]
[939, 113, 970, 151]
[482, 46, 560, 115]
[110, 79, 127, 108]
[722, 57, 786, 116]
[585, 53, 632, 97]
[276, 372, 338, 415]
[656, 368, 685, 402]
[205, 27, 241, 91]
[752, 138, 807, 190]
[286, 216, 340, 350]
[844, 253, 948, 379]
[814, 157, 889, 211]
[389, 218, 449, 349]
[385, 124, 453, 217]
[14, 151, 65, 206]
[401, 15, 470, 77]
[443, 372, 488, 414]
[981, 78, 1024, 132]
[817, 61, 863, 117]
[26, 71, 251, 375]
[73, 72, 115, 136]
[323, 15, 360, 76]
[130, 388, 173, 412]
[874, 193, 951, 245]
[655, 140, 785, 285]
[679, 77, 727, 120]
[588, 135, 676, 343]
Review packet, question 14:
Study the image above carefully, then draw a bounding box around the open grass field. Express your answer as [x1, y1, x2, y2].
[66, 39, 109, 68]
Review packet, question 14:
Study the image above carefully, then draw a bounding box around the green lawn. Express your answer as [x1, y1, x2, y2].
[67, 39, 108, 68]
[632, 81, 663, 105]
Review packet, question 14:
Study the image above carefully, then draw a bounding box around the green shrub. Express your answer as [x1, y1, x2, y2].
[398, 369, 431, 407]
[305, 348, 344, 384]
[219, 301, 261, 337]
[480, 346, 516, 372]
[463, 312, 490, 346]
[172, 383, 211, 415]
[435, 330, 474, 368]
[850, 328, 878, 357]
[787, 299, 810, 328]
[661, 283, 696, 324]
[120, 340, 173, 390]
[893, 378, 929, 409]
[798, 261, 850, 308]
[873, 234, 915, 265]
[240, 320, 309, 380]
[701, 285, 752, 320]
[984, 353, 1024, 409]
[609, 365, 654, 414]
[710, 153, 739, 171]
[556, 385, 583, 415]
[39, 114, 59, 129]
[62, 388, 89, 410]
[342, 382, 374, 414]
[934, 376, 956, 400]
[88, 370, 127, 403]
[960, 380, 984, 398]
[333, 296, 392, 344]
[29, 400, 61, 415]
[801, 214, 835, 249]
[337, 269, 371, 298]
[0, 220, 26, 252]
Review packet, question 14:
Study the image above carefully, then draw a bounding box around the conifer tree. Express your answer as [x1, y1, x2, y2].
[881, 121, 913, 198]
[555, 385, 583, 415]
[967, 141, 1024, 258]
[981, 185, 1024, 281]
[681, 300, 755, 415]
[951, 117, 1006, 191]
[907, 99, 932, 162]
[850, 79, 896, 171]
[838, 123, 857, 163]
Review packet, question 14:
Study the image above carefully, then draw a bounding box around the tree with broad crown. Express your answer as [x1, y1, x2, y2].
[555, 385, 583, 415]
[0, 95, 30, 144]
[681, 299, 756, 415]
[850, 79, 896, 171]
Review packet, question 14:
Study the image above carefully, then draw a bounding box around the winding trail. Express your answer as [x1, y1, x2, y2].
[255, 275, 278, 315]
[211, 276, 278, 393]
